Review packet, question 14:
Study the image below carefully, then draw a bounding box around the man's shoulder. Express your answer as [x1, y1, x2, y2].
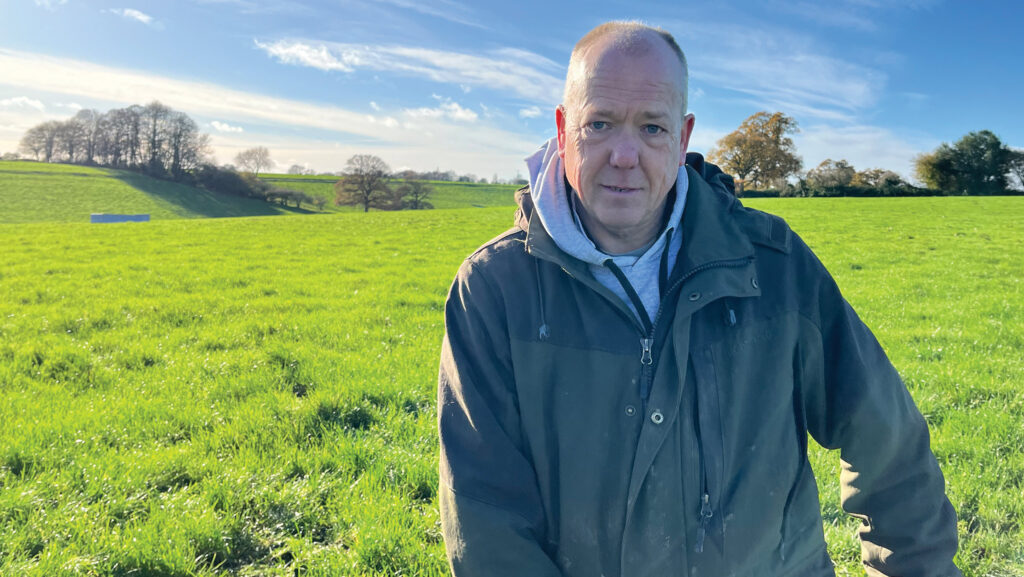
[465, 226, 528, 266]
[730, 204, 793, 255]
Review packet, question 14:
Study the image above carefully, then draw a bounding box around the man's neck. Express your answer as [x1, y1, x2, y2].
[567, 181, 677, 256]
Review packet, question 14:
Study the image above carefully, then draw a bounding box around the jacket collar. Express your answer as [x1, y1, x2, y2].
[520, 165, 756, 281]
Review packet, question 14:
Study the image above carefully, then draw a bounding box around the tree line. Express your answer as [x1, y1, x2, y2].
[708, 111, 1024, 197]
[18, 101, 210, 181]
[12, 106, 440, 212]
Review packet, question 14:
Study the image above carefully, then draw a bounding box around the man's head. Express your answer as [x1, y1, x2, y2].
[557, 21, 695, 254]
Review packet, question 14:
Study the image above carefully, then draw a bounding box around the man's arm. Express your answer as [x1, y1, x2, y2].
[438, 258, 562, 576]
[794, 235, 962, 577]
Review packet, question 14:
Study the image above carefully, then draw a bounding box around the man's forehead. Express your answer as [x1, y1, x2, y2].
[578, 31, 680, 74]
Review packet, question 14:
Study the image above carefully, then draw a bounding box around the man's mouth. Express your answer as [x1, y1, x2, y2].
[603, 185, 639, 194]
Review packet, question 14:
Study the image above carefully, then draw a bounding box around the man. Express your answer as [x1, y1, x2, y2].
[438, 21, 961, 577]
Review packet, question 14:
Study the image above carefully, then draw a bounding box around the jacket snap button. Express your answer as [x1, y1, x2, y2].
[650, 410, 664, 424]
[625, 405, 637, 417]
[751, 277, 759, 289]
[688, 292, 701, 301]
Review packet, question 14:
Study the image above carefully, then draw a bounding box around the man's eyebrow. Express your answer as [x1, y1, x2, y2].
[639, 111, 671, 121]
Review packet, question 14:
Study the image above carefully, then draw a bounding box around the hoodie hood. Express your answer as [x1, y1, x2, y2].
[525, 137, 687, 266]
[524, 137, 688, 326]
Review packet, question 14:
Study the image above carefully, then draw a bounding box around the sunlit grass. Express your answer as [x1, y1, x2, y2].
[0, 196, 1021, 575]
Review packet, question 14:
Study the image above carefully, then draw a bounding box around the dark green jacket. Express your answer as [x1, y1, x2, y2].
[438, 162, 961, 577]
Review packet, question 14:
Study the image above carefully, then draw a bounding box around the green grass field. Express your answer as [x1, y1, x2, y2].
[0, 162, 521, 224]
[260, 175, 520, 212]
[0, 161, 299, 223]
[0, 196, 1021, 576]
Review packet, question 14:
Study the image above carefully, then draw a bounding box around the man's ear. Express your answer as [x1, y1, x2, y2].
[556, 105, 568, 159]
[678, 113, 695, 166]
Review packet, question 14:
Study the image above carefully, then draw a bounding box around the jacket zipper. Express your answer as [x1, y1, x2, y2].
[646, 256, 751, 554]
[638, 256, 754, 405]
[604, 254, 753, 551]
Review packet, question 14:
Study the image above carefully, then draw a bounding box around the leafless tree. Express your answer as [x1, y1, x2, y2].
[395, 180, 434, 210]
[234, 146, 274, 176]
[19, 120, 61, 162]
[335, 154, 391, 212]
[74, 109, 102, 165]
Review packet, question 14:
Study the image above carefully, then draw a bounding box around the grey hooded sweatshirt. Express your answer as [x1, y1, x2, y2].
[525, 137, 688, 325]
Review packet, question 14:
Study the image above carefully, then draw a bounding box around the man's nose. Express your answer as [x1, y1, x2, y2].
[608, 132, 639, 168]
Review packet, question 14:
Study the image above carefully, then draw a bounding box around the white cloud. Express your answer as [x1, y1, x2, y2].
[404, 98, 478, 122]
[369, 101, 381, 111]
[211, 120, 244, 133]
[0, 97, 45, 111]
[108, 8, 155, 25]
[770, 1, 878, 31]
[255, 39, 564, 105]
[518, 106, 542, 119]
[370, 0, 486, 30]
[0, 49, 539, 176]
[34, 0, 67, 10]
[366, 114, 400, 128]
[673, 21, 885, 119]
[796, 124, 938, 179]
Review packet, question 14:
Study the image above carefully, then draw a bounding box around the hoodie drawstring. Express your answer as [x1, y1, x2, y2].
[535, 259, 550, 341]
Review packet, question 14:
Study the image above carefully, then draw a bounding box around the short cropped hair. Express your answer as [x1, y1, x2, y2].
[563, 21, 689, 116]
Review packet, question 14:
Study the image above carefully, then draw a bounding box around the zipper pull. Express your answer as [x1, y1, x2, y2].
[695, 492, 713, 553]
[640, 338, 653, 365]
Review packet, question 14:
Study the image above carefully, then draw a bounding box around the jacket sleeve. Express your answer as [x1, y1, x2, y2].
[794, 235, 962, 577]
[437, 258, 563, 577]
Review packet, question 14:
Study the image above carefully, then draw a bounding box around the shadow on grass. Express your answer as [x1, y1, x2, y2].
[112, 171, 316, 218]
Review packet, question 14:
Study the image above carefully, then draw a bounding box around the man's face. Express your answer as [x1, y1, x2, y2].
[557, 38, 694, 253]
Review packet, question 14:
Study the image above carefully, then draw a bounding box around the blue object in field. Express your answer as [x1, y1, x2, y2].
[90, 214, 150, 223]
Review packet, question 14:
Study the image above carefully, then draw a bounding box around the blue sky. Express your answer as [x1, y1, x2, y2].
[1, 0, 1021, 180]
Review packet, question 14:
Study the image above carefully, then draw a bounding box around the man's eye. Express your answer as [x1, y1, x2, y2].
[589, 121, 608, 130]
[644, 124, 665, 135]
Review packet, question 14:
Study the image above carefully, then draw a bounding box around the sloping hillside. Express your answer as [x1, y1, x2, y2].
[0, 161, 299, 224]
[260, 174, 519, 211]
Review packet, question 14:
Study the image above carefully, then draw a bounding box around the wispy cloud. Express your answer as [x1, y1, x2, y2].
[518, 106, 542, 119]
[211, 120, 244, 133]
[0, 96, 46, 111]
[369, 0, 487, 30]
[768, 1, 878, 31]
[369, 101, 381, 111]
[366, 114, 400, 128]
[255, 39, 564, 105]
[190, 0, 314, 16]
[108, 8, 156, 25]
[0, 48, 539, 174]
[33, 0, 67, 10]
[796, 123, 937, 178]
[674, 21, 886, 119]
[404, 96, 478, 122]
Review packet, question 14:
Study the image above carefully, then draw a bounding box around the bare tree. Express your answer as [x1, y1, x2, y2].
[74, 109, 102, 165]
[395, 180, 434, 210]
[141, 101, 171, 174]
[334, 154, 391, 212]
[19, 120, 61, 163]
[234, 146, 274, 176]
[1006, 149, 1024, 191]
[806, 159, 856, 191]
[167, 112, 209, 180]
[55, 117, 86, 163]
